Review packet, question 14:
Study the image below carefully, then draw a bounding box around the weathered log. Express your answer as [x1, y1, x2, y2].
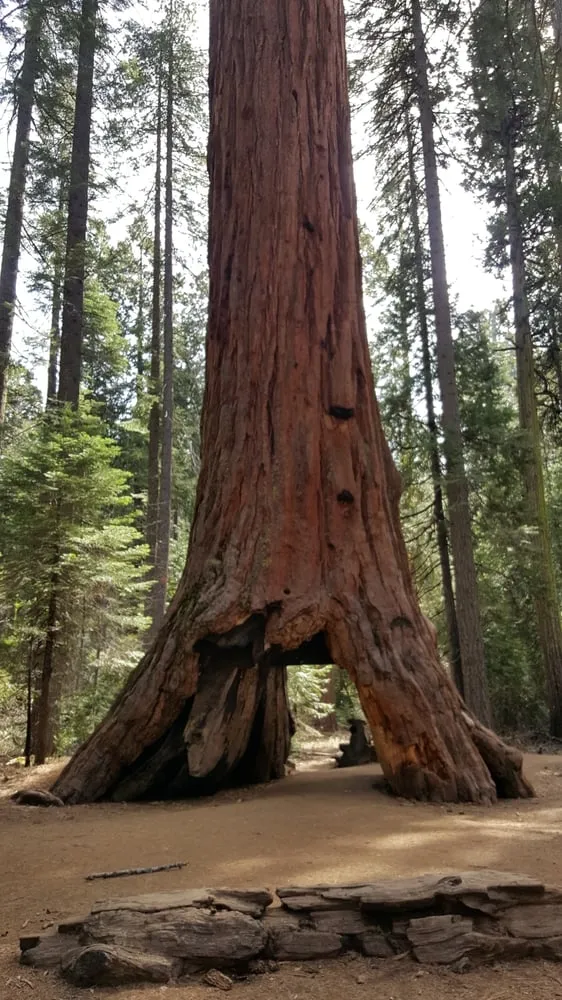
[19, 871, 562, 988]
[62, 945, 179, 987]
[265, 912, 343, 961]
[405, 914, 528, 965]
[21, 933, 80, 968]
[278, 871, 545, 913]
[85, 907, 267, 964]
[503, 903, 562, 938]
[19, 936, 41, 953]
[46, 0, 533, 808]
[359, 930, 395, 957]
[203, 969, 234, 990]
[91, 888, 273, 919]
[310, 910, 372, 935]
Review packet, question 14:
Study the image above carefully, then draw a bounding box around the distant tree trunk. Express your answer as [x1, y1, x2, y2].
[135, 247, 145, 389]
[503, 121, 562, 736]
[152, 25, 175, 626]
[549, 0, 562, 91]
[46, 177, 66, 404]
[24, 641, 34, 767]
[405, 109, 463, 695]
[411, 0, 491, 725]
[46, 276, 62, 404]
[0, 0, 43, 426]
[52, 0, 531, 807]
[145, 59, 164, 637]
[57, 0, 98, 407]
[34, 563, 59, 765]
[525, 0, 562, 421]
[318, 665, 338, 732]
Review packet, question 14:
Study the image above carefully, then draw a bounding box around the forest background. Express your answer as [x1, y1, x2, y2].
[0, 0, 560, 763]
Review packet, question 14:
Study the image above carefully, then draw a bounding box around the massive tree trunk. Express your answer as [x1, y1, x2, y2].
[411, 0, 491, 726]
[57, 0, 98, 407]
[52, 0, 532, 806]
[504, 124, 562, 736]
[0, 0, 43, 426]
[152, 22, 175, 625]
[405, 108, 462, 695]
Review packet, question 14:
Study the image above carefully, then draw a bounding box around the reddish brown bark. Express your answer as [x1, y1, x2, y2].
[52, 0, 532, 806]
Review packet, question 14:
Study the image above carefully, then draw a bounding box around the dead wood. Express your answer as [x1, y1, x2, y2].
[18, 870, 562, 988]
[85, 862, 187, 881]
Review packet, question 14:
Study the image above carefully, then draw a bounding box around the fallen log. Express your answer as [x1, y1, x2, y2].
[19, 871, 562, 988]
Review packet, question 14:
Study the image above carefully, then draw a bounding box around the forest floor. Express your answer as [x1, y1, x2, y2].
[1, 748, 562, 999]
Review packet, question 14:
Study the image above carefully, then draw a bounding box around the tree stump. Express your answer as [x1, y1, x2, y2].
[20, 872, 562, 988]
[335, 718, 377, 767]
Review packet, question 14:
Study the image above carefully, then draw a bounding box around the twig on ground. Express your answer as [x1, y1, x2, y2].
[85, 861, 187, 881]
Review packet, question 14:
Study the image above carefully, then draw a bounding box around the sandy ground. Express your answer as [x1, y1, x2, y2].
[2, 753, 562, 999]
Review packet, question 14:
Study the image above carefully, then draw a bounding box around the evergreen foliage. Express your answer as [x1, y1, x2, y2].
[1, 0, 562, 756]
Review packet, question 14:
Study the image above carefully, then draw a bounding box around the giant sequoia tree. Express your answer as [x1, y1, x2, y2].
[52, 0, 532, 806]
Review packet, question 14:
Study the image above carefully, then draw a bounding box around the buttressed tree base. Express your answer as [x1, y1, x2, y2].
[51, 0, 533, 805]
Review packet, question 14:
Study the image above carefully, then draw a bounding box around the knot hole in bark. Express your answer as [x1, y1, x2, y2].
[329, 405, 355, 421]
[337, 490, 355, 505]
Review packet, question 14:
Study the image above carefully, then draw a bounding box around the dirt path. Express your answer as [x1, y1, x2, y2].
[2, 754, 562, 999]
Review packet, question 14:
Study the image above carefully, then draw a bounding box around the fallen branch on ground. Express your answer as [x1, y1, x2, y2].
[85, 862, 187, 881]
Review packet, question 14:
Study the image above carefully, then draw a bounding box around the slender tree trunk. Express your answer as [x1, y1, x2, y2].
[503, 124, 562, 736]
[405, 110, 463, 695]
[34, 564, 59, 765]
[24, 641, 34, 767]
[318, 665, 338, 732]
[135, 247, 145, 389]
[395, 245, 415, 488]
[52, 0, 531, 807]
[549, 0, 562, 92]
[549, 323, 562, 410]
[152, 24, 175, 626]
[411, 0, 491, 725]
[145, 60, 164, 636]
[525, 0, 562, 420]
[57, 0, 98, 407]
[0, 0, 43, 426]
[46, 176, 67, 404]
[46, 276, 62, 404]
